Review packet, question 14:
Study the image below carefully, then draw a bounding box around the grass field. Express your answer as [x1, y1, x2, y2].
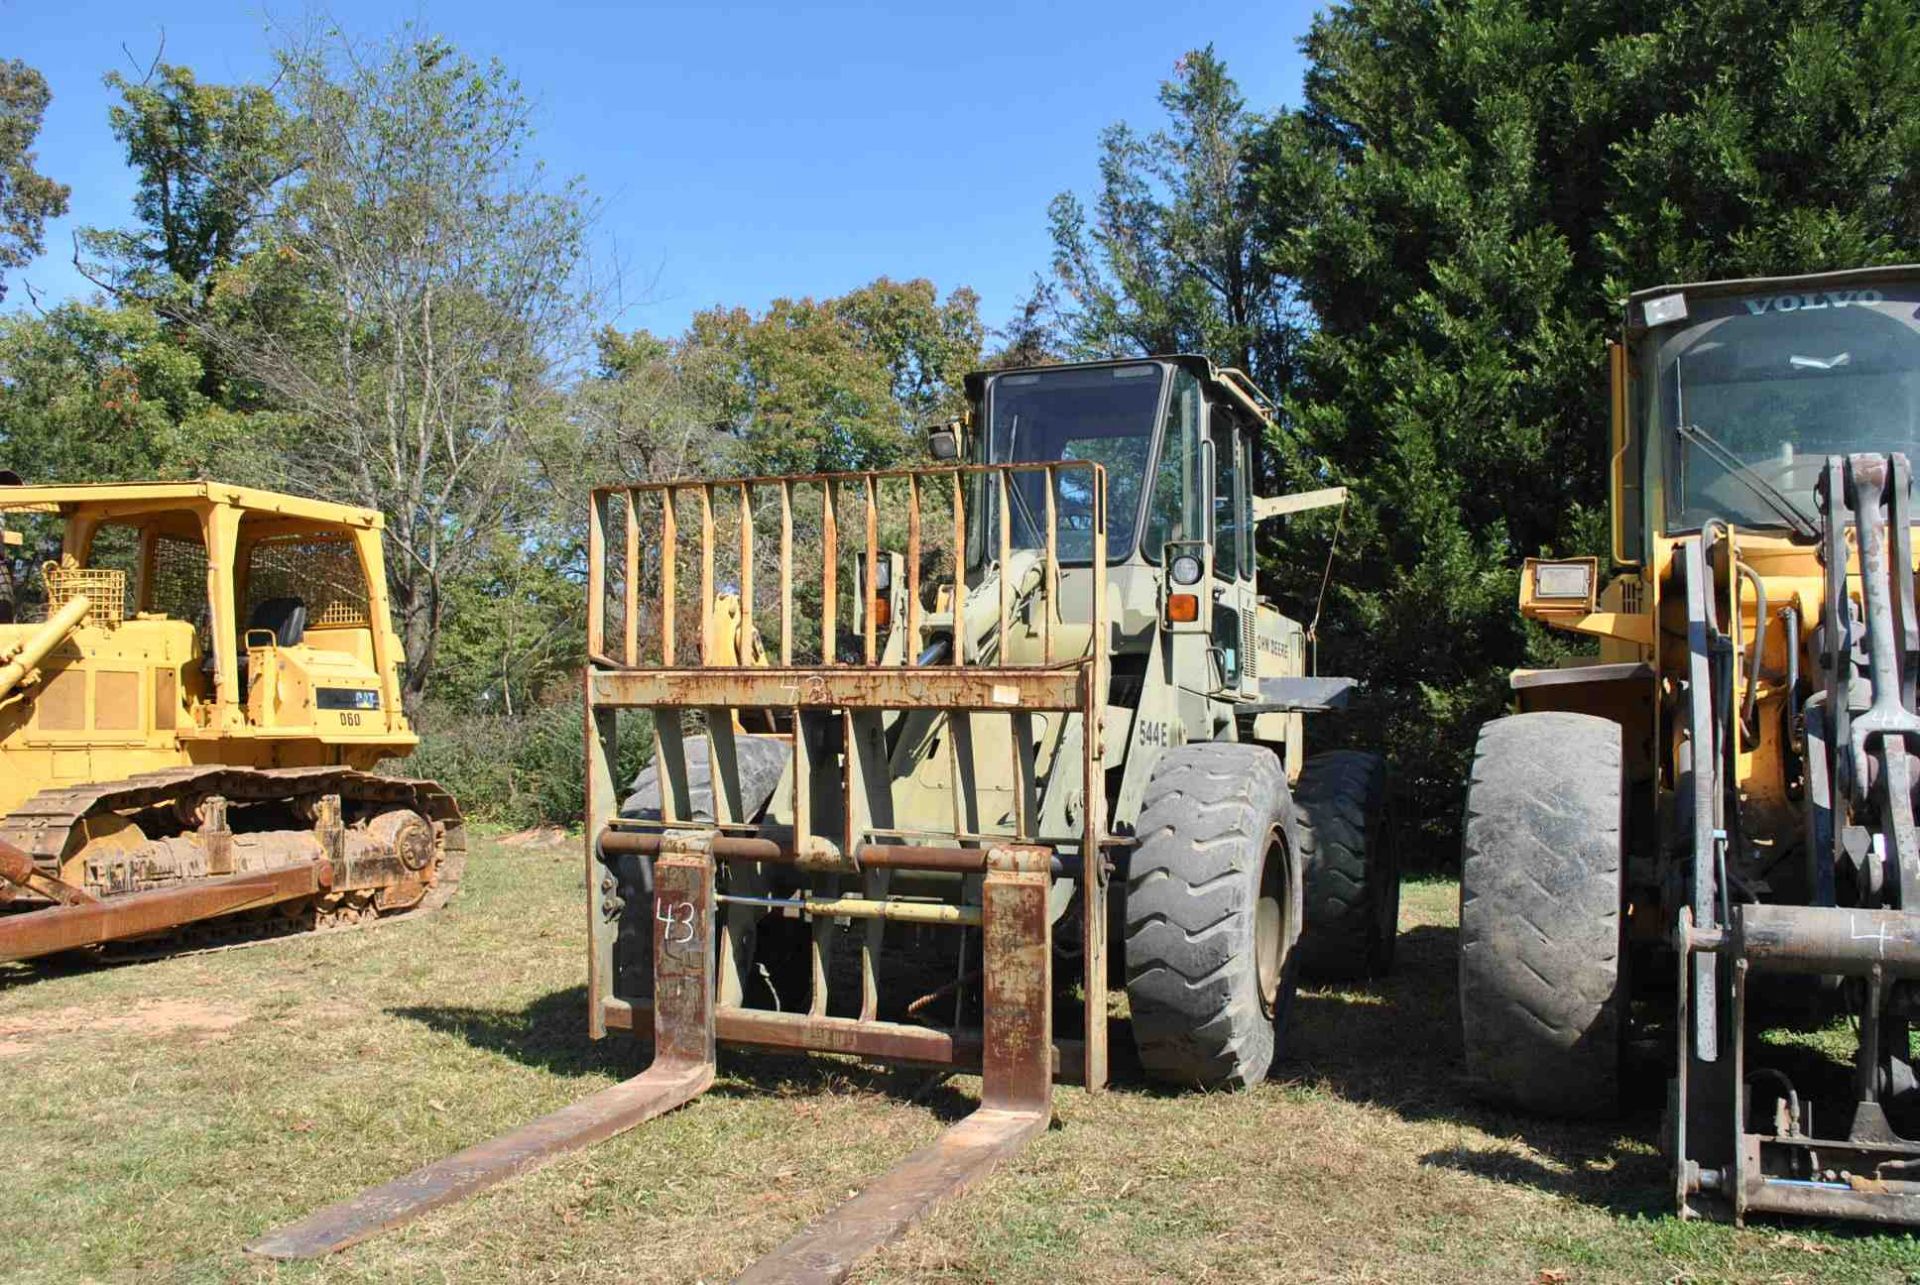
[5, 836, 1920, 1284]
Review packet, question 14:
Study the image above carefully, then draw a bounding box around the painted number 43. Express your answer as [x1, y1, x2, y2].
[656, 899, 698, 945]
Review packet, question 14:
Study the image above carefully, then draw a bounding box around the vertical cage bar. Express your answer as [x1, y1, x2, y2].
[699, 485, 715, 665]
[951, 470, 967, 667]
[906, 475, 922, 664]
[864, 474, 879, 665]
[1081, 463, 1109, 1090]
[779, 481, 794, 667]
[738, 482, 754, 663]
[623, 490, 639, 667]
[660, 490, 678, 667]
[1043, 466, 1058, 664]
[822, 483, 838, 665]
[587, 490, 606, 658]
[996, 470, 1012, 662]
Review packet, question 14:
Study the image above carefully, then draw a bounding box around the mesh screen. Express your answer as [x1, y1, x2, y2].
[246, 538, 370, 628]
[149, 537, 209, 626]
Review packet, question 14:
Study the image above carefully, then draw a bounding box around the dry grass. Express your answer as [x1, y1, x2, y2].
[3, 842, 1918, 1283]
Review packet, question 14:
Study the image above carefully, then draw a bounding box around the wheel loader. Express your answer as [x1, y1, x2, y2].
[0, 480, 462, 965]
[251, 354, 1395, 1278]
[1461, 264, 1920, 1225]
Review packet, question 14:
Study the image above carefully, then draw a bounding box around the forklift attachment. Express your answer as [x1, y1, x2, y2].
[249, 838, 1056, 1282]
[247, 840, 719, 1260]
[737, 846, 1052, 1284]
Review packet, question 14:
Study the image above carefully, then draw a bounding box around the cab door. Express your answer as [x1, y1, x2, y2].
[1208, 409, 1260, 700]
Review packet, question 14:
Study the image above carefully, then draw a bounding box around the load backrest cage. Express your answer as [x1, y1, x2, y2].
[584, 460, 1113, 1089]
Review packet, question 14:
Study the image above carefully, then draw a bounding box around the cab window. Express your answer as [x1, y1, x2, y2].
[1213, 418, 1241, 580]
[1144, 370, 1203, 558]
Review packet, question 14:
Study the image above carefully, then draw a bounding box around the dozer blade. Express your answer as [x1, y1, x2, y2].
[735, 848, 1053, 1284]
[0, 850, 327, 963]
[246, 840, 719, 1260]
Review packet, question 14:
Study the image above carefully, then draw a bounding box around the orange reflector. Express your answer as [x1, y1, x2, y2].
[1166, 593, 1199, 623]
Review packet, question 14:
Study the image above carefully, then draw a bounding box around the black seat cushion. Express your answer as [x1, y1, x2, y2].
[248, 597, 308, 648]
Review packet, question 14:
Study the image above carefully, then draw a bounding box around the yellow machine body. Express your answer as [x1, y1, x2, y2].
[0, 480, 462, 962]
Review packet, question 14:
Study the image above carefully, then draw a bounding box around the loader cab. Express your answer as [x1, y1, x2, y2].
[963, 356, 1277, 701]
[1610, 269, 1920, 563]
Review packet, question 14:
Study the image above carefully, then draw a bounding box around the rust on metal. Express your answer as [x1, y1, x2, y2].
[590, 665, 1087, 712]
[599, 999, 1084, 1083]
[1731, 903, 1920, 977]
[0, 837, 96, 906]
[0, 860, 327, 962]
[734, 846, 1053, 1284]
[246, 838, 719, 1260]
[598, 828, 1078, 878]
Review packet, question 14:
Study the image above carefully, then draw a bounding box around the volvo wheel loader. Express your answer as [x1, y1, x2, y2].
[1462, 264, 1920, 1225]
[0, 480, 462, 966]
[251, 354, 1395, 1278]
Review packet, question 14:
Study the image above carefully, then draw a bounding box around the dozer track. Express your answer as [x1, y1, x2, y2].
[0, 766, 465, 965]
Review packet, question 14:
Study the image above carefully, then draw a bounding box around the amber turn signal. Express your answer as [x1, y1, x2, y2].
[1166, 592, 1199, 623]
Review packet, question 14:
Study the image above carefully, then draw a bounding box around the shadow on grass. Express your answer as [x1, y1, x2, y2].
[390, 985, 980, 1123]
[1287, 922, 1673, 1219]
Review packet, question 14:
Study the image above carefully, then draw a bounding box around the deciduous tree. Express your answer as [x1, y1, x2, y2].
[0, 60, 70, 302]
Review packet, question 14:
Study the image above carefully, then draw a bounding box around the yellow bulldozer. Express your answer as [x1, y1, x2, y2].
[1462, 265, 1920, 1224]
[0, 479, 463, 965]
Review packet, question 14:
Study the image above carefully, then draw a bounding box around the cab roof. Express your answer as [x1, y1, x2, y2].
[0, 480, 383, 531]
[965, 354, 1280, 432]
[1626, 263, 1920, 336]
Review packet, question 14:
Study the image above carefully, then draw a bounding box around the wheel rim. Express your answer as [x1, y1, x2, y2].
[1255, 824, 1290, 1016]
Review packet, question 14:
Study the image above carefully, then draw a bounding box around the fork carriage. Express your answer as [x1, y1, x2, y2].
[585, 459, 1114, 1096]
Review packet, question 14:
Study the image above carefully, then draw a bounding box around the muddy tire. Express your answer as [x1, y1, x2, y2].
[1460, 712, 1625, 1116]
[1125, 742, 1302, 1089]
[1294, 750, 1397, 981]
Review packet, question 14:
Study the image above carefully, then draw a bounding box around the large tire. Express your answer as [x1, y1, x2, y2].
[1125, 742, 1302, 1089]
[1294, 750, 1397, 981]
[622, 732, 791, 828]
[1460, 712, 1625, 1116]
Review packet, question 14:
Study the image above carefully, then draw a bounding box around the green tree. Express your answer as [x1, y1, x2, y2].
[1049, 48, 1291, 383]
[0, 301, 252, 481]
[682, 277, 982, 475]
[1249, 0, 1920, 855]
[77, 64, 293, 310]
[202, 28, 597, 712]
[0, 60, 70, 302]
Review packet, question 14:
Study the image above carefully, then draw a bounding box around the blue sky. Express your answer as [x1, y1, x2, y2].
[6, 0, 1317, 339]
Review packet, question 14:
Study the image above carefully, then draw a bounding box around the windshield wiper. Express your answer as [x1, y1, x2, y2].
[1675, 422, 1820, 540]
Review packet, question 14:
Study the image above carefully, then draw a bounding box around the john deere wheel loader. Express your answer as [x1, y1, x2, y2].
[251, 354, 1394, 1278]
[1462, 265, 1920, 1225]
[0, 480, 462, 965]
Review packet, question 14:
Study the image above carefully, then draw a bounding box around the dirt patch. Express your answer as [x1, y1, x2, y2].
[0, 997, 248, 1057]
[497, 825, 573, 849]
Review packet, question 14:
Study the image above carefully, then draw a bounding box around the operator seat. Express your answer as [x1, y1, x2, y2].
[248, 597, 308, 648]
[234, 597, 308, 693]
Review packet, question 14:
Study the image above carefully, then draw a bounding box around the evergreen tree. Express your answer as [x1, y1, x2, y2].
[1253, 0, 1920, 854]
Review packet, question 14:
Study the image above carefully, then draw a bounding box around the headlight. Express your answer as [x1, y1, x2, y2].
[1170, 554, 1204, 585]
[1533, 561, 1593, 601]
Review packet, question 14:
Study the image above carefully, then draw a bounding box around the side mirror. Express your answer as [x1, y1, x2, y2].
[927, 421, 962, 462]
